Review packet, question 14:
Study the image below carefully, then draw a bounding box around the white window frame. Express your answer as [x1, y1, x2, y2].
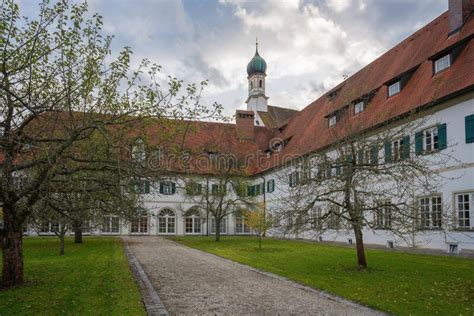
[158, 209, 176, 235]
[388, 81, 401, 97]
[422, 126, 439, 152]
[392, 138, 406, 161]
[354, 101, 365, 114]
[210, 217, 227, 234]
[375, 201, 392, 229]
[185, 209, 202, 234]
[454, 192, 473, 229]
[328, 115, 337, 127]
[235, 215, 251, 234]
[419, 195, 442, 229]
[130, 215, 149, 234]
[434, 54, 451, 74]
[162, 182, 173, 195]
[102, 216, 120, 234]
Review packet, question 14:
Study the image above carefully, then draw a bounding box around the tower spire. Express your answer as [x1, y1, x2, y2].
[255, 37, 258, 54]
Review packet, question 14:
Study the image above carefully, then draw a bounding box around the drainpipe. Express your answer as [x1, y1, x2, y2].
[206, 178, 209, 236]
[260, 175, 267, 237]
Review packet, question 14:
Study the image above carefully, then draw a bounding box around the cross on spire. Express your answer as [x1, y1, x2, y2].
[255, 37, 259, 54]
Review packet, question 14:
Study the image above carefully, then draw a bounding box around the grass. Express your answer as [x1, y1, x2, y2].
[171, 236, 474, 315]
[0, 237, 145, 316]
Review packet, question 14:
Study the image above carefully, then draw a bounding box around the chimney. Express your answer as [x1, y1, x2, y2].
[449, 0, 474, 35]
[236, 110, 255, 141]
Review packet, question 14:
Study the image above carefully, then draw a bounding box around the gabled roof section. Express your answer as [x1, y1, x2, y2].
[257, 105, 299, 128]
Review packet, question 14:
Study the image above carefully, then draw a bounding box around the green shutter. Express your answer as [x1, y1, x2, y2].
[247, 186, 252, 196]
[415, 131, 423, 155]
[289, 174, 293, 187]
[438, 123, 447, 150]
[159, 182, 164, 194]
[466, 115, 474, 143]
[402, 135, 410, 159]
[384, 141, 392, 163]
[144, 181, 150, 194]
[295, 172, 299, 185]
[370, 145, 378, 164]
[171, 182, 176, 194]
[357, 150, 363, 165]
[268, 179, 274, 193]
[335, 165, 341, 175]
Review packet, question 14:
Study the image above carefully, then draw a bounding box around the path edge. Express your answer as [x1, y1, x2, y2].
[123, 238, 169, 316]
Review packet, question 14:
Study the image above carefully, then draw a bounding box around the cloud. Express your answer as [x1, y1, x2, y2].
[18, 0, 447, 117]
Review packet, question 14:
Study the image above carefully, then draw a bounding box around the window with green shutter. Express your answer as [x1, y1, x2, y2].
[415, 131, 423, 155]
[384, 141, 392, 163]
[402, 135, 410, 159]
[466, 115, 474, 143]
[370, 145, 378, 165]
[438, 123, 447, 150]
[267, 179, 275, 193]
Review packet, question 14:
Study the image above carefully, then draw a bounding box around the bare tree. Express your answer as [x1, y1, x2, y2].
[0, 0, 222, 287]
[275, 112, 456, 269]
[183, 154, 253, 241]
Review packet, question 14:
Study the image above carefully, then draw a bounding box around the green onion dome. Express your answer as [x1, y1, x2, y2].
[247, 47, 267, 76]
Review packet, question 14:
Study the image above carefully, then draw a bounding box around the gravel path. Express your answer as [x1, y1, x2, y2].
[125, 236, 383, 316]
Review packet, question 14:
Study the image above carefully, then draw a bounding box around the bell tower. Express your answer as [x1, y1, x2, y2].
[246, 39, 268, 115]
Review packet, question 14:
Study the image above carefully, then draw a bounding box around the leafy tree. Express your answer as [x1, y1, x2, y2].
[245, 203, 272, 250]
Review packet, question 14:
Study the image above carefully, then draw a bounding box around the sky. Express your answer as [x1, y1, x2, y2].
[20, 0, 448, 116]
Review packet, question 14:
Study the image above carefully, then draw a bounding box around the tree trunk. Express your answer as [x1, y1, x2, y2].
[74, 228, 83, 244]
[59, 235, 65, 255]
[353, 225, 367, 269]
[1, 231, 24, 288]
[215, 219, 221, 242]
[258, 235, 262, 250]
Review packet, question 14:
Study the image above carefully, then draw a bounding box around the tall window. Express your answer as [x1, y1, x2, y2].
[159, 182, 176, 195]
[388, 81, 400, 97]
[211, 217, 227, 234]
[259, 79, 263, 88]
[102, 216, 120, 234]
[158, 209, 176, 234]
[328, 115, 337, 127]
[434, 54, 450, 74]
[327, 206, 340, 229]
[132, 138, 146, 163]
[419, 196, 442, 229]
[235, 212, 251, 234]
[310, 206, 322, 229]
[455, 192, 472, 229]
[131, 216, 148, 234]
[185, 208, 202, 234]
[375, 201, 392, 229]
[423, 126, 439, 152]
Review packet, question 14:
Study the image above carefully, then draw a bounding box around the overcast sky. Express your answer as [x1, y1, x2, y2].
[22, 0, 448, 116]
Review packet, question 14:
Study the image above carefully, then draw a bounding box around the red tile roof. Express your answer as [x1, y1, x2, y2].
[257, 11, 474, 173]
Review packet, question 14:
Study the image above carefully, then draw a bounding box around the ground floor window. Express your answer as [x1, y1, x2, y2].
[102, 216, 120, 234]
[455, 192, 472, 229]
[158, 209, 176, 234]
[185, 208, 202, 234]
[419, 196, 442, 229]
[235, 215, 251, 234]
[375, 201, 392, 229]
[39, 221, 60, 233]
[131, 216, 149, 234]
[327, 206, 341, 229]
[211, 217, 227, 234]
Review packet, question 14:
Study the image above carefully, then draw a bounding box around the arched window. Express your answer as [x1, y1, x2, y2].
[131, 213, 149, 234]
[250, 81, 253, 89]
[132, 138, 146, 163]
[185, 208, 202, 234]
[259, 79, 263, 88]
[158, 209, 176, 234]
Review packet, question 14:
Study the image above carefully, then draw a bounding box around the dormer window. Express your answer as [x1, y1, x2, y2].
[354, 101, 365, 114]
[434, 54, 451, 74]
[328, 115, 337, 127]
[388, 81, 400, 97]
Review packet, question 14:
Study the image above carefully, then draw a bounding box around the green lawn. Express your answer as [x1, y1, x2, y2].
[171, 236, 474, 315]
[0, 237, 145, 316]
